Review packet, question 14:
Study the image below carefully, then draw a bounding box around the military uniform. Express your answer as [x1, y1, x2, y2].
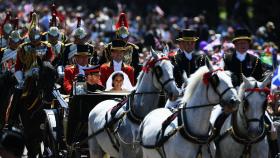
[63, 43, 94, 66]
[173, 29, 206, 87]
[0, 47, 17, 73]
[63, 64, 79, 94]
[223, 51, 263, 86]
[15, 41, 54, 75]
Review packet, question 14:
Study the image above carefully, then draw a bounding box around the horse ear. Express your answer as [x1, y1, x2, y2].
[205, 57, 214, 71]
[242, 74, 250, 87]
[163, 44, 169, 56]
[261, 72, 272, 88]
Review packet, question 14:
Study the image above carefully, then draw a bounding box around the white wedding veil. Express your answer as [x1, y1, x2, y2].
[105, 71, 134, 91]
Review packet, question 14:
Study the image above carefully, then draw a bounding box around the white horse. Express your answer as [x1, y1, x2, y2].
[88, 50, 181, 158]
[139, 60, 240, 158]
[216, 75, 271, 158]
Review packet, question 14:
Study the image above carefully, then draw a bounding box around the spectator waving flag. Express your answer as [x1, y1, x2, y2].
[272, 66, 280, 86]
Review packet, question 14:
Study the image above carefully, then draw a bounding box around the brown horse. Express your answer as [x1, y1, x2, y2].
[9, 60, 57, 157]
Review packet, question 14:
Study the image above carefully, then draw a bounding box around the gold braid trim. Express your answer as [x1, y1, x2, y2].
[250, 58, 259, 76]
[27, 96, 39, 110]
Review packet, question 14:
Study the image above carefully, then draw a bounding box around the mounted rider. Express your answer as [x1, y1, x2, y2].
[0, 12, 13, 49]
[63, 17, 95, 67]
[214, 28, 279, 157]
[100, 13, 140, 82]
[14, 12, 54, 87]
[173, 29, 206, 87]
[0, 18, 22, 74]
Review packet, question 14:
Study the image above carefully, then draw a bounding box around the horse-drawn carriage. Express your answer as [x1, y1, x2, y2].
[43, 88, 167, 157]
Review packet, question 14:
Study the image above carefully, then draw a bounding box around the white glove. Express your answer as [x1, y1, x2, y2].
[14, 71, 24, 83]
[57, 66, 64, 78]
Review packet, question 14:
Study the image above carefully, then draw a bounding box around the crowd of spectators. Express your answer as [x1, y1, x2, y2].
[0, 0, 279, 67]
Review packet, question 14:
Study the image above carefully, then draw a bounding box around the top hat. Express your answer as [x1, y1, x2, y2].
[74, 45, 91, 56]
[176, 29, 199, 42]
[232, 28, 252, 43]
[111, 39, 128, 51]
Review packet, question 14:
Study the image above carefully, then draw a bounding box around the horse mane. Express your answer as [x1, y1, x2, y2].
[181, 66, 209, 104]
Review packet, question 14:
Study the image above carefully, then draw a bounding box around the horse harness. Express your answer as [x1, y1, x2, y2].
[76, 56, 174, 150]
[216, 86, 270, 158]
[140, 68, 234, 158]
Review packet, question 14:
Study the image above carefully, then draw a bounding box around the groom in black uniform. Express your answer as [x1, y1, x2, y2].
[223, 28, 264, 86]
[223, 28, 279, 157]
[173, 29, 206, 87]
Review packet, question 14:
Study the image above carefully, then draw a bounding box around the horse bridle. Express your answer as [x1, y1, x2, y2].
[140, 56, 175, 94]
[205, 69, 235, 105]
[240, 84, 270, 129]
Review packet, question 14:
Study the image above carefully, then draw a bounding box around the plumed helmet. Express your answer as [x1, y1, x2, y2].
[115, 13, 129, 39]
[48, 26, 60, 37]
[72, 16, 87, 39]
[9, 18, 22, 43]
[28, 12, 41, 41]
[2, 12, 13, 35]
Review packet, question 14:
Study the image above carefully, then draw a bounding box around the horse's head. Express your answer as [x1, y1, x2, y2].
[238, 75, 271, 139]
[140, 49, 180, 100]
[37, 59, 58, 103]
[204, 59, 240, 112]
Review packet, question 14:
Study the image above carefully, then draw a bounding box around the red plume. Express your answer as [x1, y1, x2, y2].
[29, 11, 35, 23]
[50, 13, 57, 27]
[77, 16, 81, 28]
[51, 4, 57, 15]
[115, 13, 128, 29]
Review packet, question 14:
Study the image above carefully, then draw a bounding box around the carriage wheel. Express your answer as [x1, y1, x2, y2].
[43, 120, 60, 157]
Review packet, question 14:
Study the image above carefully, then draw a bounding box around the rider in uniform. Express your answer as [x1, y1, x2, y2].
[221, 28, 278, 157]
[63, 45, 93, 95]
[223, 28, 264, 86]
[8, 13, 54, 126]
[173, 29, 206, 87]
[63, 17, 96, 67]
[0, 12, 13, 49]
[100, 13, 140, 82]
[0, 18, 22, 129]
[0, 18, 22, 74]
[100, 39, 135, 86]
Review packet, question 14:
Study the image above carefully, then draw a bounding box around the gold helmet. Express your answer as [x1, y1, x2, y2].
[9, 18, 22, 43]
[2, 12, 13, 35]
[115, 13, 129, 39]
[28, 12, 41, 41]
[73, 16, 87, 39]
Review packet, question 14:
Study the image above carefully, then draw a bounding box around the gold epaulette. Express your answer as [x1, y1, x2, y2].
[0, 47, 6, 53]
[41, 32, 47, 36]
[41, 41, 52, 47]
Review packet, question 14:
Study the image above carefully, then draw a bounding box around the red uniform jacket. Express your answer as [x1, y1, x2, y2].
[63, 65, 79, 94]
[100, 62, 135, 86]
[15, 41, 54, 72]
